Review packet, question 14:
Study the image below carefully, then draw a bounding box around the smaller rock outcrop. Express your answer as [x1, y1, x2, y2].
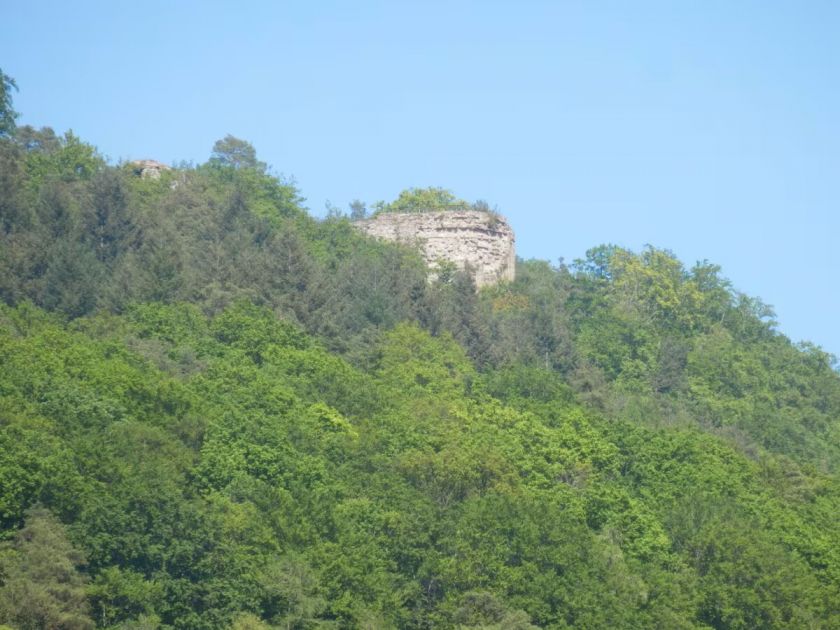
[129, 159, 172, 180]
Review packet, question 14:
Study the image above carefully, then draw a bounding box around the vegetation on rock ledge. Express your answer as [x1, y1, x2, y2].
[371, 186, 498, 218]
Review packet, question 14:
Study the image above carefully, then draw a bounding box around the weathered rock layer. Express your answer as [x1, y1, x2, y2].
[357, 210, 515, 287]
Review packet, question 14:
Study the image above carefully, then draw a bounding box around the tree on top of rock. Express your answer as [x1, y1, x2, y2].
[374, 187, 473, 215]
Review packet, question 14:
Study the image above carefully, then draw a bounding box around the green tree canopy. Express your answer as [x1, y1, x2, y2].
[0, 506, 94, 630]
[374, 186, 474, 214]
[209, 135, 266, 172]
[0, 69, 18, 138]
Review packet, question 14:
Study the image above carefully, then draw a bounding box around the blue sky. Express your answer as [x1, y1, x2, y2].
[3, 1, 839, 355]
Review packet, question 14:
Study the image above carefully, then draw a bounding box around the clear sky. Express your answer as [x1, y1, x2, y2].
[3, 1, 839, 356]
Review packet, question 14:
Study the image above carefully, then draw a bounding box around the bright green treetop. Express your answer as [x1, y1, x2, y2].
[374, 186, 491, 215]
[0, 69, 19, 138]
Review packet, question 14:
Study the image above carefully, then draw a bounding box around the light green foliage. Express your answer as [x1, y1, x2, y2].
[210, 300, 309, 360]
[230, 613, 272, 630]
[0, 293, 838, 628]
[0, 69, 18, 138]
[376, 323, 476, 397]
[0, 506, 94, 629]
[374, 186, 471, 214]
[609, 246, 705, 329]
[88, 567, 161, 628]
[372, 186, 501, 220]
[23, 131, 104, 186]
[0, 410, 83, 532]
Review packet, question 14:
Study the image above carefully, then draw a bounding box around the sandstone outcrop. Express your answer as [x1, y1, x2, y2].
[129, 159, 172, 180]
[357, 210, 515, 287]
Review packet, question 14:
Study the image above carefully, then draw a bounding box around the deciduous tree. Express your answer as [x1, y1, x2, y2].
[0, 69, 18, 138]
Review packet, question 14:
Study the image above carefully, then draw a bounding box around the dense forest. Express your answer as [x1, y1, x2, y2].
[1, 71, 839, 629]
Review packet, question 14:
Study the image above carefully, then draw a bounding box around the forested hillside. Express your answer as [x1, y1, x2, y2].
[1, 75, 839, 629]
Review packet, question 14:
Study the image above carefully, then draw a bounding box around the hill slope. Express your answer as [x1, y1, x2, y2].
[0, 125, 839, 628]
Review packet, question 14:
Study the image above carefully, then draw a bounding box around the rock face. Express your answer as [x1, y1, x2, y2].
[129, 159, 172, 180]
[357, 210, 515, 287]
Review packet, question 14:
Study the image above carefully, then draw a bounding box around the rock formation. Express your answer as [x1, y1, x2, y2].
[356, 210, 515, 287]
[129, 159, 172, 180]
